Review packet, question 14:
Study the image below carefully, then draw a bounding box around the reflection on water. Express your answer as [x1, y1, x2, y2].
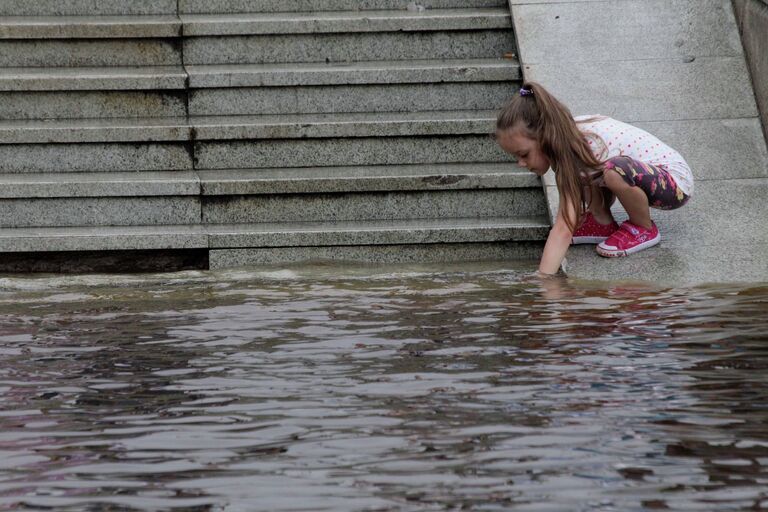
[0, 262, 767, 511]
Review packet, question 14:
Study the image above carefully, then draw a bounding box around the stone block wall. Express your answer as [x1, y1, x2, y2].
[733, 0, 768, 142]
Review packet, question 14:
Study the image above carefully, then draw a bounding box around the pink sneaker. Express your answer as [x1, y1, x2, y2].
[572, 212, 620, 244]
[596, 221, 660, 257]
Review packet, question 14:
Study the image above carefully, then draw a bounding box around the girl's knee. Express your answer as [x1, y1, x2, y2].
[602, 166, 628, 189]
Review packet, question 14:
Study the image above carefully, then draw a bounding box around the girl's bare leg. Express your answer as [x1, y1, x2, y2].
[584, 180, 615, 225]
[602, 169, 652, 229]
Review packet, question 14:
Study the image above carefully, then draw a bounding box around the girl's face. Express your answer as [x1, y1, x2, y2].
[496, 128, 551, 176]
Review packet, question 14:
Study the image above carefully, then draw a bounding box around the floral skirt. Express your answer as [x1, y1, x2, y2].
[603, 156, 690, 210]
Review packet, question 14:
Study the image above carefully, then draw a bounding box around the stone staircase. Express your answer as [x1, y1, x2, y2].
[0, 0, 549, 272]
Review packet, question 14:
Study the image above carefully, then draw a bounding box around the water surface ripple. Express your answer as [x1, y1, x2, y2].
[0, 264, 767, 511]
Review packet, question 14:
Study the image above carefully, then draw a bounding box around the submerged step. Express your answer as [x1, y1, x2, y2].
[0, 217, 549, 253]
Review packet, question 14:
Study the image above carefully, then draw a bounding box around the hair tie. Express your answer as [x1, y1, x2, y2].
[519, 87, 534, 97]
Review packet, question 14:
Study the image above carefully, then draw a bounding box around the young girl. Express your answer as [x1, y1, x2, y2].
[495, 82, 693, 275]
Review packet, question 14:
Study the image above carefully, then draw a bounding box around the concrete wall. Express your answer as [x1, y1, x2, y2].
[733, 0, 768, 142]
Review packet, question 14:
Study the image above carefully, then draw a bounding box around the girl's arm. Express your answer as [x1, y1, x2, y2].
[538, 200, 576, 275]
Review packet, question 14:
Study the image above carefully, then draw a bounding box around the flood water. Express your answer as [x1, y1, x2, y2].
[0, 262, 767, 511]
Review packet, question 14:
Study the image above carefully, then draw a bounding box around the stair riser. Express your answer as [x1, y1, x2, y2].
[185, 30, 514, 65]
[0, 0, 177, 15]
[0, 144, 192, 173]
[0, 197, 200, 227]
[196, 136, 507, 169]
[203, 189, 545, 224]
[189, 82, 513, 116]
[0, 40, 181, 67]
[210, 242, 543, 269]
[0, 92, 187, 121]
[181, 0, 506, 14]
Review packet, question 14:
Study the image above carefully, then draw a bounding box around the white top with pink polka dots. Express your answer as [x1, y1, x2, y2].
[576, 115, 694, 196]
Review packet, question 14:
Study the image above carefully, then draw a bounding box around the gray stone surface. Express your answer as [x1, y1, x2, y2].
[634, 118, 768, 180]
[184, 30, 514, 65]
[189, 82, 512, 116]
[513, 0, 742, 63]
[0, 91, 187, 120]
[0, 39, 182, 67]
[511, 0, 768, 283]
[186, 59, 519, 88]
[0, 197, 200, 227]
[0, 16, 181, 39]
[206, 216, 549, 248]
[202, 188, 544, 224]
[181, 9, 510, 36]
[0, 172, 199, 198]
[198, 163, 535, 195]
[210, 242, 543, 268]
[0, 66, 187, 92]
[523, 57, 757, 122]
[195, 135, 507, 169]
[192, 110, 496, 141]
[0, 117, 191, 144]
[0, 143, 192, 173]
[733, 0, 768, 142]
[181, 0, 506, 14]
[0, 0, 178, 16]
[0, 225, 208, 253]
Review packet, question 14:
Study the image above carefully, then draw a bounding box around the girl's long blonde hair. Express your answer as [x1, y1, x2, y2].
[496, 82, 604, 232]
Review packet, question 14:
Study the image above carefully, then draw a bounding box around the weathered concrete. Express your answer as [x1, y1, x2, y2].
[190, 83, 511, 115]
[195, 135, 505, 169]
[0, 39, 181, 67]
[0, 0, 178, 16]
[180, 0, 506, 14]
[0, 171, 199, 198]
[0, 66, 187, 92]
[184, 30, 514, 65]
[198, 163, 535, 195]
[206, 217, 549, 248]
[202, 188, 544, 224]
[209, 242, 543, 268]
[0, 91, 187, 120]
[181, 9, 511, 36]
[0, 15, 180, 39]
[510, 0, 768, 284]
[186, 59, 519, 88]
[732, 0, 768, 142]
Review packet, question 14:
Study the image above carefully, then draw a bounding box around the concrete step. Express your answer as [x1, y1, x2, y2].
[192, 110, 504, 168]
[0, 66, 189, 120]
[197, 135, 506, 170]
[199, 164, 542, 225]
[0, 0, 177, 16]
[186, 58, 518, 87]
[203, 188, 545, 223]
[0, 15, 181, 39]
[180, 0, 506, 14]
[0, 66, 187, 91]
[181, 9, 510, 36]
[0, 117, 191, 144]
[187, 59, 519, 116]
[190, 81, 514, 116]
[0, 171, 199, 197]
[185, 11, 513, 65]
[0, 39, 182, 67]
[0, 90, 187, 120]
[198, 162, 536, 195]
[0, 217, 547, 253]
[0, 143, 192, 174]
[0, 172, 201, 228]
